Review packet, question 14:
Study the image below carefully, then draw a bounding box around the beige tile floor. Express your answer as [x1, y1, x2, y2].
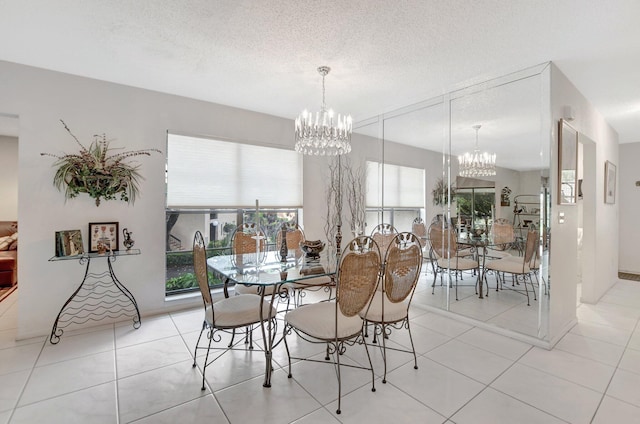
[0, 275, 639, 423]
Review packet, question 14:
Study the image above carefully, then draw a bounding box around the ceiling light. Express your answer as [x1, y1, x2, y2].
[458, 124, 496, 177]
[295, 66, 352, 156]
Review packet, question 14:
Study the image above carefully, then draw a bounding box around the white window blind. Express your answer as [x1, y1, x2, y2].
[366, 161, 425, 208]
[167, 133, 303, 208]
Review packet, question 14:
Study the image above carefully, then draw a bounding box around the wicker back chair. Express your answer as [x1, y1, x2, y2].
[411, 217, 427, 241]
[191, 231, 276, 390]
[371, 223, 398, 258]
[428, 223, 479, 300]
[231, 223, 272, 296]
[231, 223, 266, 264]
[485, 230, 539, 306]
[360, 232, 422, 383]
[485, 218, 515, 259]
[283, 235, 381, 415]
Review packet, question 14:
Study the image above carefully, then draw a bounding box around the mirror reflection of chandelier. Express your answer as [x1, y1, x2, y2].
[458, 124, 496, 177]
[294, 66, 352, 156]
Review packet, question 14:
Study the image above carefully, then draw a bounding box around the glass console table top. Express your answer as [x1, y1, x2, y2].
[49, 248, 141, 261]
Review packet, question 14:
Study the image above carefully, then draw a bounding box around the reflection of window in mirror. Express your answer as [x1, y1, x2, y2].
[455, 184, 495, 231]
[558, 119, 578, 205]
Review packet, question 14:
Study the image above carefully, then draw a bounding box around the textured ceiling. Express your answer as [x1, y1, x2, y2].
[1, 0, 639, 155]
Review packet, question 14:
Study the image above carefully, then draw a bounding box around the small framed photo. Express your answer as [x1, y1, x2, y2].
[55, 230, 84, 257]
[88, 222, 119, 253]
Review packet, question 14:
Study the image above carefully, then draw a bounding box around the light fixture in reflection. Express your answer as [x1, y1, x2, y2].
[458, 124, 496, 177]
[294, 66, 352, 156]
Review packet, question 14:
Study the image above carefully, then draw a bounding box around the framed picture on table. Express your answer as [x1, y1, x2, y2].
[54, 229, 84, 257]
[89, 222, 119, 253]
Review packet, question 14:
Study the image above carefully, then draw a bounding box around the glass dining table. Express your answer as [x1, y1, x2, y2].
[206, 250, 337, 387]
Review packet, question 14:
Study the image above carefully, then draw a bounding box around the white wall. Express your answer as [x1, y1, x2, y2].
[0, 135, 18, 220]
[0, 60, 318, 338]
[619, 142, 640, 273]
[549, 64, 619, 342]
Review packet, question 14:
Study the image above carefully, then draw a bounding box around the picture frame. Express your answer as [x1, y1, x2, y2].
[605, 160, 616, 204]
[558, 119, 578, 205]
[55, 229, 84, 257]
[88, 222, 119, 253]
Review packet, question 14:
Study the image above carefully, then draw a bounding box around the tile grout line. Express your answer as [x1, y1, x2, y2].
[588, 316, 640, 424]
[5, 334, 48, 422]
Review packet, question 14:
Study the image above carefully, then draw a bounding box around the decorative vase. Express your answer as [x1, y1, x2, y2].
[123, 228, 135, 251]
[279, 224, 288, 263]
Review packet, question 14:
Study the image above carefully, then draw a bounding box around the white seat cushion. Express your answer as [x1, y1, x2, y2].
[485, 258, 531, 274]
[437, 257, 478, 271]
[206, 294, 276, 328]
[285, 302, 363, 340]
[359, 291, 407, 323]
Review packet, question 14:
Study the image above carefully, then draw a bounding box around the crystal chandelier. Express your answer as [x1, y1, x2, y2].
[458, 124, 496, 177]
[294, 66, 352, 156]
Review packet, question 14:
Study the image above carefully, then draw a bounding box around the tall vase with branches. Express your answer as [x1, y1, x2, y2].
[324, 157, 342, 258]
[344, 158, 366, 237]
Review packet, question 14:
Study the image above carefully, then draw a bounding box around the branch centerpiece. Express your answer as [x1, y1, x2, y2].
[42, 120, 161, 206]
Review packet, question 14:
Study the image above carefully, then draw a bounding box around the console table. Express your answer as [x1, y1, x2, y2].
[48, 249, 141, 344]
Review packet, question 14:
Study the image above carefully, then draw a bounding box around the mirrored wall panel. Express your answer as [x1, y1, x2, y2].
[355, 63, 551, 340]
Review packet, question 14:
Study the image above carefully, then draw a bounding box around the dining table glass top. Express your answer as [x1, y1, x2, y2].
[206, 250, 337, 286]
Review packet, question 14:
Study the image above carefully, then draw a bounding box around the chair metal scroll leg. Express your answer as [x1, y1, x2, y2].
[192, 320, 206, 368]
[201, 330, 214, 391]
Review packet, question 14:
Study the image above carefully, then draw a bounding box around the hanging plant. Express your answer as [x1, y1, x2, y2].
[431, 177, 456, 206]
[41, 120, 161, 206]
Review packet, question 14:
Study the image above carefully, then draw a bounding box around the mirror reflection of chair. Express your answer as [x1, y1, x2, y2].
[191, 231, 276, 390]
[485, 230, 539, 306]
[485, 218, 514, 259]
[371, 223, 398, 258]
[428, 223, 479, 300]
[360, 232, 422, 383]
[283, 236, 380, 415]
[411, 217, 427, 244]
[528, 244, 549, 295]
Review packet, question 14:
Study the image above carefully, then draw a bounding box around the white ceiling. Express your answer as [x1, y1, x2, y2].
[1, 0, 639, 157]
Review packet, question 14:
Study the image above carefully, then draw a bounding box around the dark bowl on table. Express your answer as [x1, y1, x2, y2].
[300, 240, 325, 259]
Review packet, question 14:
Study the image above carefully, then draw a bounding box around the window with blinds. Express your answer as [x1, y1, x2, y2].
[166, 133, 303, 209]
[366, 161, 425, 208]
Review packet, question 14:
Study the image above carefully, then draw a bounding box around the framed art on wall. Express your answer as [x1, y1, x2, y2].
[605, 160, 616, 204]
[89, 222, 119, 253]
